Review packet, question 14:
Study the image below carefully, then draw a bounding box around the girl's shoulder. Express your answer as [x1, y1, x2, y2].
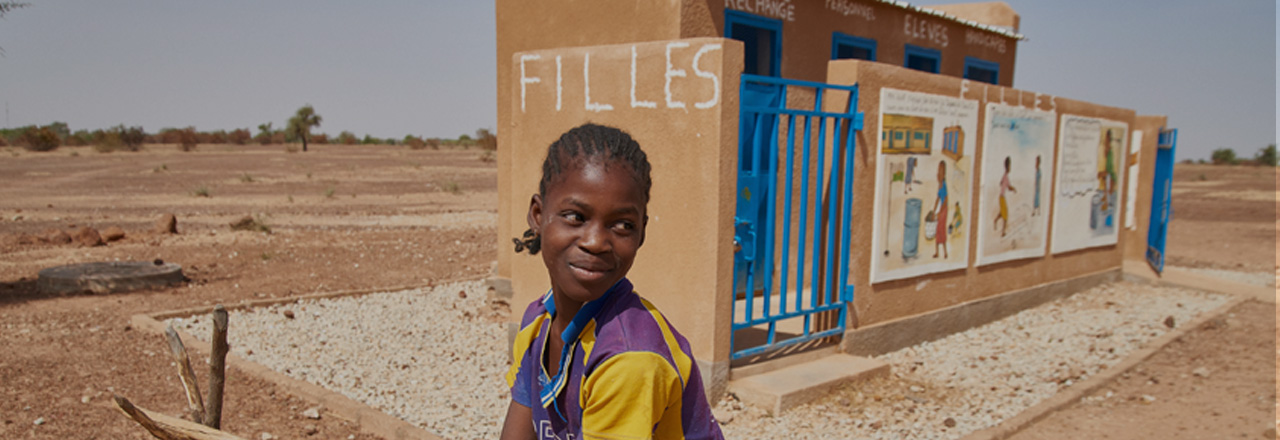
[518, 294, 550, 327]
[589, 291, 690, 357]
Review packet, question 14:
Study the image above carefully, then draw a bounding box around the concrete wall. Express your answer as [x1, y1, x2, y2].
[686, 0, 1019, 86]
[505, 38, 743, 396]
[826, 60, 1137, 328]
[494, 0, 687, 280]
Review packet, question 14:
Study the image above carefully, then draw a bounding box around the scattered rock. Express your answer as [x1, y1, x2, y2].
[1163, 316, 1175, 329]
[101, 226, 126, 242]
[1263, 427, 1276, 439]
[259, 433, 276, 440]
[80, 396, 91, 404]
[837, 397, 850, 407]
[1201, 317, 1228, 330]
[283, 310, 296, 319]
[869, 421, 883, 430]
[458, 290, 467, 299]
[304, 424, 319, 436]
[33, 417, 45, 425]
[302, 407, 321, 419]
[72, 226, 103, 247]
[155, 213, 178, 234]
[43, 229, 72, 244]
[1192, 367, 1210, 378]
[11, 215, 23, 221]
[1140, 394, 1156, 404]
[943, 417, 957, 428]
[712, 408, 733, 425]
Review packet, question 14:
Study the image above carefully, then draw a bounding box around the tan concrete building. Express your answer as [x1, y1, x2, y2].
[492, 0, 1176, 407]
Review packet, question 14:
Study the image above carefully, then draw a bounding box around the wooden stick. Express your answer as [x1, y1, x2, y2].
[203, 305, 229, 429]
[114, 395, 245, 440]
[165, 324, 205, 423]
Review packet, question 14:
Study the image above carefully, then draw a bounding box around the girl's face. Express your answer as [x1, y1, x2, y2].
[528, 159, 647, 305]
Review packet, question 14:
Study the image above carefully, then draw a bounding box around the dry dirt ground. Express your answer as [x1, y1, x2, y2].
[1011, 163, 1278, 440]
[0, 147, 1274, 439]
[0, 144, 497, 439]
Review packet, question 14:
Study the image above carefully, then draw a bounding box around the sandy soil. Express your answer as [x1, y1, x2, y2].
[0, 146, 1273, 439]
[0, 144, 497, 439]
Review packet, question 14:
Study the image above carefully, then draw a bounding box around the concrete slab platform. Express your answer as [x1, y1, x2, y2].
[1122, 260, 1276, 303]
[729, 353, 889, 415]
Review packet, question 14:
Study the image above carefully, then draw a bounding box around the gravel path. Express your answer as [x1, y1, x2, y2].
[170, 280, 512, 439]
[713, 282, 1230, 440]
[171, 281, 1229, 440]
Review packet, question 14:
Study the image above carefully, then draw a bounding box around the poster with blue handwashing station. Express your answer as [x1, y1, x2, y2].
[871, 88, 978, 283]
[976, 103, 1056, 266]
[1051, 114, 1128, 254]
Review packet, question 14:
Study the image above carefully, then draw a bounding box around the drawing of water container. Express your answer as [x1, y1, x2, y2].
[1090, 193, 1104, 229]
[903, 198, 922, 260]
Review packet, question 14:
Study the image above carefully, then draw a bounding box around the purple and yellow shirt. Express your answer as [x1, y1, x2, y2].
[506, 279, 724, 440]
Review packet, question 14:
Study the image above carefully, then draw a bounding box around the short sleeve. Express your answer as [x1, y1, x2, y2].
[507, 314, 547, 408]
[580, 352, 681, 439]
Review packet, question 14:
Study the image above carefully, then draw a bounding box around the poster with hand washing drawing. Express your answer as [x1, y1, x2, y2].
[1050, 115, 1127, 254]
[871, 88, 978, 283]
[976, 103, 1056, 266]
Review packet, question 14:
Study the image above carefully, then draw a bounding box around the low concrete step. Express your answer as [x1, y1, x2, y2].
[728, 353, 890, 415]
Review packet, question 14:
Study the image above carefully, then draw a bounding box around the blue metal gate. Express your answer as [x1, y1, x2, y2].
[1145, 128, 1177, 273]
[732, 74, 863, 360]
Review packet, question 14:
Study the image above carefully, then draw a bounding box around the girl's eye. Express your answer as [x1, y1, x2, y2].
[613, 221, 635, 233]
[562, 212, 584, 224]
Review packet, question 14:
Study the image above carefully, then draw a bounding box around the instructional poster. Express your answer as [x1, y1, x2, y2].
[976, 103, 1056, 266]
[1050, 115, 1128, 254]
[871, 88, 978, 283]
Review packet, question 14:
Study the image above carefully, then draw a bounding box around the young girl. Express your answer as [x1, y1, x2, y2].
[501, 123, 724, 440]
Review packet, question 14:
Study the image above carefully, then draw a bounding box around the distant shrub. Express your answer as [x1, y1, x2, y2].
[20, 126, 60, 151]
[404, 135, 426, 150]
[229, 128, 251, 145]
[177, 127, 199, 152]
[1210, 148, 1237, 165]
[192, 185, 211, 197]
[120, 125, 146, 150]
[361, 134, 380, 145]
[311, 133, 329, 144]
[201, 130, 227, 144]
[425, 138, 441, 150]
[475, 128, 496, 151]
[1254, 144, 1277, 166]
[337, 131, 358, 145]
[479, 151, 495, 163]
[66, 130, 93, 147]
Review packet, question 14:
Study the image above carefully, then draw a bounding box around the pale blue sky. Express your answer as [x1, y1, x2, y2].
[0, 1, 1274, 160]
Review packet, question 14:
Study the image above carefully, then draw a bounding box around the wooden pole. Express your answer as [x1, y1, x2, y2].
[203, 305, 229, 429]
[165, 324, 205, 423]
[114, 395, 246, 440]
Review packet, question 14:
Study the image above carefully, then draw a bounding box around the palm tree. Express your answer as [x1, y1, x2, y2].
[287, 105, 322, 152]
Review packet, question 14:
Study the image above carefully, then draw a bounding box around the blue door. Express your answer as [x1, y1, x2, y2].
[727, 10, 782, 294]
[1146, 128, 1177, 273]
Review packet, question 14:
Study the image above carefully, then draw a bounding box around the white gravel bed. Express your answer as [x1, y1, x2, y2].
[714, 282, 1231, 440]
[169, 280, 512, 439]
[169, 280, 1229, 440]
[1167, 265, 1277, 287]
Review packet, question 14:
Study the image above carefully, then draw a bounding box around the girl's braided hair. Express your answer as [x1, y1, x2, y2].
[513, 123, 651, 255]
